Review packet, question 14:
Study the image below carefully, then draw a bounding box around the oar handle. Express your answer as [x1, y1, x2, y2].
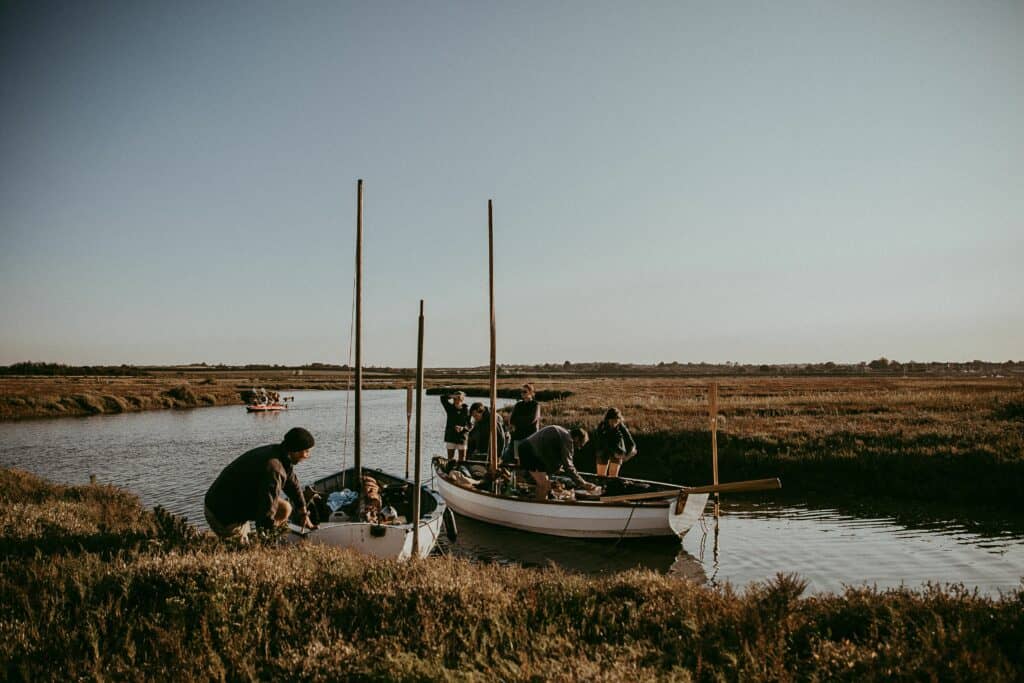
[681, 478, 781, 495]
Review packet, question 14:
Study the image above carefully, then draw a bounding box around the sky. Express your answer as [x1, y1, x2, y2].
[1, 1, 1021, 367]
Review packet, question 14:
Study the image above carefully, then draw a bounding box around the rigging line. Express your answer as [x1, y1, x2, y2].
[340, 267, 356, 473]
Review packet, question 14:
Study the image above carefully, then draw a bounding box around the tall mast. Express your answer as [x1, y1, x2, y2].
[412, 300, 424, 556]
[488, 200, 498, 476]
[354, 179, 363, 486]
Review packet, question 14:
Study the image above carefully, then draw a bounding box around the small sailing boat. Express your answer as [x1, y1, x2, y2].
[289, 180, 448, 559]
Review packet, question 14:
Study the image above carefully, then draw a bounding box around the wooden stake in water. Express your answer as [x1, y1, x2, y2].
[412, 300, 425, 557]
[405, 386, 413, 480]
[709, 382, 719, 517]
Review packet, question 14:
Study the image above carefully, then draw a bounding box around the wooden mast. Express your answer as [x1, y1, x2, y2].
[412, 300, 425, 556]
[405, 386, 413, 480]
[488, 199, 498, 476]
[354, 179, 363, 488]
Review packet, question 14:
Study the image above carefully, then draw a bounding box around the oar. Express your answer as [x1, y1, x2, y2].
[599, 477, 781, 503]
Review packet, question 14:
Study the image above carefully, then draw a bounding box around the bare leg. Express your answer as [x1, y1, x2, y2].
[607, 461, 622, 478]
[456, 446, 467, 462]
[529, 470, 551, 501]
[595, 460, 609, 477]
[274, 499, 292, 526]
[447, 448, 456, 461]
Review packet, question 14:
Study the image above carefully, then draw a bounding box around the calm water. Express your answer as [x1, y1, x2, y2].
[2, 390, 1021, 596]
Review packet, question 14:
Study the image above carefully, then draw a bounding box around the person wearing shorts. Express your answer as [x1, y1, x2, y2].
[440, 391, 472, 462]
[592, 407, 637, 478]
[517, 425, 598, 500]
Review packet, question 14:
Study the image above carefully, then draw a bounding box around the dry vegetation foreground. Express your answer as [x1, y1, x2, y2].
[1, 468, 1022, 682]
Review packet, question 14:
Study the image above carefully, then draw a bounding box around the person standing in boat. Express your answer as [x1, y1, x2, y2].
[441, 391, 472, 462]
[517, 425, 599, 500]
[592, 407, 638, 478]
[466, 402, 508, 459]
[509, 383, 541, 443]
[204, 427, 317, 541]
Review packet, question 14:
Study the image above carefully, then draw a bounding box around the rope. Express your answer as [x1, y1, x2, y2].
[339, 267, 356, 474]
[613, 503, 638, 548]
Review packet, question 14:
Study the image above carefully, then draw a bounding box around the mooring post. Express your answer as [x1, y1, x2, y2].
[709, 382, 719, 518]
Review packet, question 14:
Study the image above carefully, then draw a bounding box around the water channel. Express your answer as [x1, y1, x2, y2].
[2, 389, 1021, 596]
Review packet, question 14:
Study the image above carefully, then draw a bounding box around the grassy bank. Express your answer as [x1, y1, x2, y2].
[4, 373, 1023, 507]
[533, 377, 1024, 508]
[2, 468, 1022, 681]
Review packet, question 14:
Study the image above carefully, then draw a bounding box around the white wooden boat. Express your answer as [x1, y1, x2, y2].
[289, 467, 449, 560]
[287, 180, 445, 560]
[433, 459, 709, 539]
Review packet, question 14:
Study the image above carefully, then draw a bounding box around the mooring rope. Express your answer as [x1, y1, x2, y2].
[613, 502, 639, 548]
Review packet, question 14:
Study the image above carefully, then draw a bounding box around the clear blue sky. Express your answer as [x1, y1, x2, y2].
[2, 1, 1021, 367]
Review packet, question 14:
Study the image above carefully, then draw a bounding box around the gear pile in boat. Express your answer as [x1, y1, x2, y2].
[436, 457, 655, 502]
[304, 475, 409, 526]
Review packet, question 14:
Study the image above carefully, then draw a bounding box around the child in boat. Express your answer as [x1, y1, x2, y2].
[592, 407, 637, 478]
[441, 391, 472, 462]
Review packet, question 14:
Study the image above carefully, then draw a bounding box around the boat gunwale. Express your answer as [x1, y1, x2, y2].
[433, 458, 685, 509]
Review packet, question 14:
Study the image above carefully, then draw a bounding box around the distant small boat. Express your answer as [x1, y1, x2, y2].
[246, 403, 287, 413]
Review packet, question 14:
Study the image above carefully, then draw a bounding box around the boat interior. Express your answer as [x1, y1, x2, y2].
[435, 456, 680, 504]
[297, 467, 443, 527]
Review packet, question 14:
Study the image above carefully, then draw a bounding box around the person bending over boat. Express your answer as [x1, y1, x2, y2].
[204, 427, 317, 541]
[466, 402, 508, 459]
[441, 391, 472, 462]
[509, 383, 541, 442]
[592, 407, 637, 478]
[517, 425, 599, 501]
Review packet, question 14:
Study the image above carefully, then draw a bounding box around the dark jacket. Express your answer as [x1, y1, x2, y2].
[592, 421, 636, 457]
[466, 407, 508, 456]
[521, 425, 586, 488]
[441, 396, 472, 444]
[204, 443, 306, 529]
[510, 399, 540, 440]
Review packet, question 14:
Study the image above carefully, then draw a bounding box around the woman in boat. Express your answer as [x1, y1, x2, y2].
[441, 391, 472, 462]
[509, 383, 541, 443]
[592, 407, 637, 478]
[466, 402, 508, 459]
[517, 425, 599, 500]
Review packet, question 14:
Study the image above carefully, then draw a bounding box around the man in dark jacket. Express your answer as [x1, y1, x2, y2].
[516, 425, 599, 500]
[466, 402, 508, 459]
[204, 427, 316, 540]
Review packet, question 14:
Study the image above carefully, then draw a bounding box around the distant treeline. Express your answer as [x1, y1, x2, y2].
[0, 362, 149, 377]
[4, 358, 1021, 377]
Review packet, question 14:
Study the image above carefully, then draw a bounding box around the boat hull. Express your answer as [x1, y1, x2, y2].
[288, 467, 447, 560]
[435, 466, 708, 539]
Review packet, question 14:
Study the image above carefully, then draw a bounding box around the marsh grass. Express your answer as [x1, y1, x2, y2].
[1, 468, 1022, 681]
